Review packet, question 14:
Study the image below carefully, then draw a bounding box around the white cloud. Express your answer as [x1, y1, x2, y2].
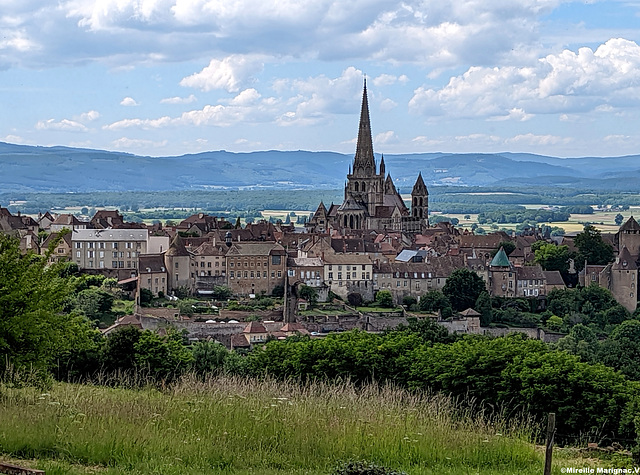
[160, 94, 197, 104]
[2, 134, 26, 144]
[380, 98, 397, 112]
[409, 38, 640, 119]
[112, 137, 169, 150]
[77, 110, 100, 121]
[104, 89, 278, 130]
[180, 55, 265, 93]
[35, 118, 88, 132]
[505, 133, 571, 146]
[120, 97, 140, 106]
[375, 130, 399, 145]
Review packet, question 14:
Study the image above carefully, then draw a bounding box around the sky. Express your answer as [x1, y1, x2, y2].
[1, 0, 640, 158]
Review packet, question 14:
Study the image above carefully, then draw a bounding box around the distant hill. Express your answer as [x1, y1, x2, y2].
[1, 142, 638, 193]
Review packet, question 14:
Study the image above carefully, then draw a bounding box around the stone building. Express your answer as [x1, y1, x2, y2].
[307, 81, 428, 233]
[225, 241, 287, 296]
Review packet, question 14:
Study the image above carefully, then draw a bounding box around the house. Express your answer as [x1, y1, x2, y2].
[50, 214, 87, 232]
[323, 253, 373, 300]
[242, 321, 269, 345]
[191, 240, 227, 295]
[138, 254, 168, 297]
[40, 232, 72, 264]
[373, 255, 466, 304]
[91, 210, 125, 229]
[71, 228, 148, 279]
[225, 241, 287, 296]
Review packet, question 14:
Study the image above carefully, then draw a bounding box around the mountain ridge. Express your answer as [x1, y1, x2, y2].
[1, 142, 638, 193]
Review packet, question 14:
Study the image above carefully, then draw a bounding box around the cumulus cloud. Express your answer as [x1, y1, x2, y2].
[77, 110, 100, 121]
[160, 94, 197, 104]
[180, 55, 265, 93]
[36, 118, 88, 132]
[0, 0, 566, 70]
[410, 38, 640, 120]
[375, 130, 399, 145]
[120, 97, 140, 106]
[104, 89, 278, 130]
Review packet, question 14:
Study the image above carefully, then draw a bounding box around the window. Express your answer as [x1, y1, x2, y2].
[338, 272, 342, 280]
[208, 262, 211, 267]
[113, 243, 118, 249]
[277, 271, 282, 277]
[347, 273, 351, 279]
[230, 271, 235, 278]
[99, 251, 104, 258]
[113, 251, 118, 258]
[175, 262, 179, 269]
[272, 255, 281, 265]
[200, 262, 205, 268]
[87, 251, 94, 258]
[126, 242, 132, 249]
[118, 261, 124, 268]
[75, 242, 82, 249]
[244, 271, 248, 278]
[99, 261, 104, 268]
[76, 251, 81, 258]
[329, 272, 333, 279]
[99, 242, 105, 249]
[112, 261, 118, 268]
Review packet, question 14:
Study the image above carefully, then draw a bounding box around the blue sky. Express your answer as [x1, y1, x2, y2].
[1, 0, 640, 158]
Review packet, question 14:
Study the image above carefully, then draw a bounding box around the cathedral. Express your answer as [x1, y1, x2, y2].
[307, 81, 428, 234]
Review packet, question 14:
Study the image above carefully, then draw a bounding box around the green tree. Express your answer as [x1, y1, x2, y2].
[474, 291, 493, 327]
[75, 288, 115, 321]
[134, 330, 194, 380]
[443, 268, 486, 311]
[555, 324, 599, 363]
[102, 326, 141, 372]
[375, 290, 394, 308]
[598, 320, 640, 380]
[418, 289, 451, 313]
[212, 285, 233, 300]
[191, 340, 229, 375]
[546, 315, 564, 332]
[298, 284, 318, 305]
[533, 243, 570, 274]
[574, 225, 614, 266]
[0, 234, 93, 373]
[615, 213, 624, 226]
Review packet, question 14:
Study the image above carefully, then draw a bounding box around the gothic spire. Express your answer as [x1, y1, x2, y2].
[352, 79, 375, 177]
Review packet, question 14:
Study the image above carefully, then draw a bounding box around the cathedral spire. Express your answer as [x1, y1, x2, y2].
[352, 79, 375, 177]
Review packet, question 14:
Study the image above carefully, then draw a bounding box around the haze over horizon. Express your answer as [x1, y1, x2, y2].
[2, 0, 640, 158]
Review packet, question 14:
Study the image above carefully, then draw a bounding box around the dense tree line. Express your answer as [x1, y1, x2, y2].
[477, 208, 570, 224]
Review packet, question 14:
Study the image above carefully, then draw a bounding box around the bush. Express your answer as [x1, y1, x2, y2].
[332, 460, 407, 475]
[347, 292, 363, 307]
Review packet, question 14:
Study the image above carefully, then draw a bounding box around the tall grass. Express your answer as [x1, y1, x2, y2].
[0, 375, 544, 474]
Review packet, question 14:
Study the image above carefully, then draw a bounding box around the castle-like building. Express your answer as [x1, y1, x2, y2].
[307, 81, 428, 234]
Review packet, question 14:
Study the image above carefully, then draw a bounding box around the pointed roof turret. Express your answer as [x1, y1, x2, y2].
[412, 172, 428, 196]
[379, 154, 385, 176]
[490, 247, 511, 268]
[620, 216, 640, 232]
[165, 234, 190, 257]
[613, 246, 637, 270]
[352, 79, 375, 177]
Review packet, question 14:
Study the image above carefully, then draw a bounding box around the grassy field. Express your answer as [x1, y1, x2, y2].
[0, 376, 557, 475]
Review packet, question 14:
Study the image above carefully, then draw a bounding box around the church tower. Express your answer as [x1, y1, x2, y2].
[411, 172, 429, 227]
[344, 79, 384, 219]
